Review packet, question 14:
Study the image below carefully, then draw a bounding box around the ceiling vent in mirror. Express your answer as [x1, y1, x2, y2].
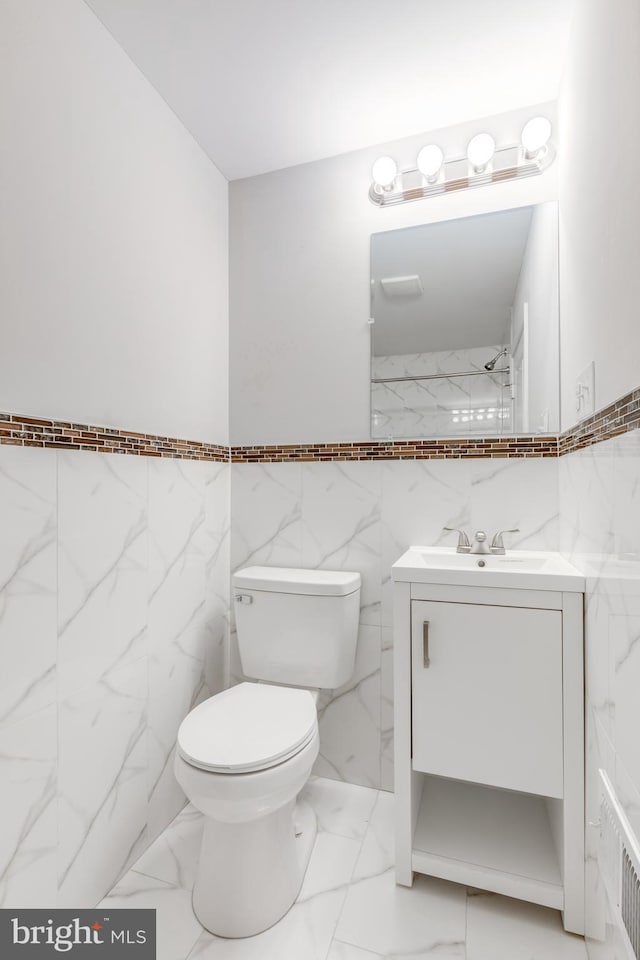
[380, 275, 423, 298]
[369, 116, 555, 208]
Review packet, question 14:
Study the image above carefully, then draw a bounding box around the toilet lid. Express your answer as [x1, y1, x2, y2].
[176, 682, 318, 774]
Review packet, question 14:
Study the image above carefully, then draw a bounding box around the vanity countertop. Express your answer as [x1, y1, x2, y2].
[392, 546, 585, 592]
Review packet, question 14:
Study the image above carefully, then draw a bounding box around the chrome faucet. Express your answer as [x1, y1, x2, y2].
[442, 527, 471, 553]
[443, 526, 520, 555]
[470, 530, 490, 554]
[489, 528, 520, 555]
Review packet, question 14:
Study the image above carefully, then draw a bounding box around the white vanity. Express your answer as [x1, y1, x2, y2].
[392, 546, 585, 934]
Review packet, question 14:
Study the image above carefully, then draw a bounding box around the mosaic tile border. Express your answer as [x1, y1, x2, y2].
[0, 412, 229, 462]
[230, 436, 559, 461]
[559, 386, 640, 455]
[1, 384, 638, 463]
[231, 385, 640, 462]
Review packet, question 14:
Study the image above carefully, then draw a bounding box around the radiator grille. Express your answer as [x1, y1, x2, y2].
[599, 770, 640, 960]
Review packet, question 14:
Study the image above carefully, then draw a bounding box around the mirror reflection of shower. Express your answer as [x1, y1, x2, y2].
[448, 347, 512, 436]
[369, 202, 560, 440]
[484, 347, 509, 371]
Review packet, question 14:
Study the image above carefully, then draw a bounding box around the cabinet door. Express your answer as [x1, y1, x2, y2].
[411, 600, 563, 798]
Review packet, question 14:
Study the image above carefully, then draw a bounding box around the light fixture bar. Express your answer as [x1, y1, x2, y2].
[369, 139, 555, 208]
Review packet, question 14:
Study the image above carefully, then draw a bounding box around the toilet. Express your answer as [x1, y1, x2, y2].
[174, 565, 361, 938]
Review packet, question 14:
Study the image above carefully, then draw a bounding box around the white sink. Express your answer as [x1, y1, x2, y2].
[392, 546, 584, 592]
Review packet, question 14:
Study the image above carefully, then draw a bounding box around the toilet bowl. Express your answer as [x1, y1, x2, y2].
[175, 682, 320, 937]
[174, 565, 360, 939]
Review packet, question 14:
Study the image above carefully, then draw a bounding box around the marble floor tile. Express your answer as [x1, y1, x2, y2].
[297, 830, 362, 901]
[103, 776, 589, 960]
[352, 790, 395, 880]
[299, 777, 378, 841]
[326, 942, 383, 960]
[335, 871, 466, 958]
[338, 790, 465, 958]
[465, 891, 588, 959]
[99, 870, 203, 960]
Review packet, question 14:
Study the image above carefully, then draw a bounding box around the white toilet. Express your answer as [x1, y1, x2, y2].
[174, 565, 361, 938]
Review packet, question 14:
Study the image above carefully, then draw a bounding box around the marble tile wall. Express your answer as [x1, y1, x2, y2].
[559, 433, 640, 960]
[231, 456, 560, 791]
[0, 445, 230, 909]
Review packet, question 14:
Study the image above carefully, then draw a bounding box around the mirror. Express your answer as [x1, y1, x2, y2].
[370, 202, 559, 439]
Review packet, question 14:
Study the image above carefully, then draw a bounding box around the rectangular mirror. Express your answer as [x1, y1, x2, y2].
[370, 202, 559, 439]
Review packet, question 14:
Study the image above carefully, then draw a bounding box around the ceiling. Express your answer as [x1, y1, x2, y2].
[83, 0, 574, 180]
[371, 206, 534, 355]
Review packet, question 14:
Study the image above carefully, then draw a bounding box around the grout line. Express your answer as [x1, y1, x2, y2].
[323, 793, 379, 958]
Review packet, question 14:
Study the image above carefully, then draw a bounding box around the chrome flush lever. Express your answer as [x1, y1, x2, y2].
[234, 594, 253, 605]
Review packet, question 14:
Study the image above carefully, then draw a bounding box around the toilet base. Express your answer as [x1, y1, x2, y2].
[192, 798, 317, 938]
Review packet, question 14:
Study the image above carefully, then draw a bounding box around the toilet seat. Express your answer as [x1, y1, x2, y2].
[177, 682, 317, 774]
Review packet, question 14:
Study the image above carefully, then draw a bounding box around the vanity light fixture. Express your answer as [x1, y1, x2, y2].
[371, 155, 398, 191]
[369, 116, 555, 207]
[416, 144, 444, 183]
[520, 116, 552, 160]
[467, 133, 495, 173]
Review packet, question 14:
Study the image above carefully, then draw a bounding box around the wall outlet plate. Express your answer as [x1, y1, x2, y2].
[575, 362, 595, 420]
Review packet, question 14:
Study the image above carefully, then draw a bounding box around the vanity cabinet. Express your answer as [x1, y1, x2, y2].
[411, 599, 563, 798]
[393, 572, 585, 936]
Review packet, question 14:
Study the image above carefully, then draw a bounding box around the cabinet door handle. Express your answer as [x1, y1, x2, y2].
[423, 621, 430, 668]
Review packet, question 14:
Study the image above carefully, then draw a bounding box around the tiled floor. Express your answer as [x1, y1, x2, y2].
[100, 777, 588, 960]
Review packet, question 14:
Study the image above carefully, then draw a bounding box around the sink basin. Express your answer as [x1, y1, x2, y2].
[392, 546, 584, 592]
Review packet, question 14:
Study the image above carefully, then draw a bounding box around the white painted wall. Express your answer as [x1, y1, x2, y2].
[558, 0, 640, 431]
[511, 203, 560, 433]
[230, 105, 558, 445]
[0, 0, 229, 444]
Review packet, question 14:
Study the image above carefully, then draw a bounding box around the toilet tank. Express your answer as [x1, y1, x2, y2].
[232, 566, 361, 689]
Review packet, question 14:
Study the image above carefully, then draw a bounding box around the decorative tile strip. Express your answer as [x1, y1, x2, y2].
[0, 412, 229, 462]
[231, 436, 560, 462]
[3, 385, 639, 465]
[559, 386, 640, 456]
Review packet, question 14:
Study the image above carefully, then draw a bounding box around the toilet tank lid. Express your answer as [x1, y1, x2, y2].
[232, 566, 360, 597]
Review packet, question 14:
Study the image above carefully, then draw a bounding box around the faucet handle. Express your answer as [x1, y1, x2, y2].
[490, 528, 520, 554]
[442, 527, 471, 553]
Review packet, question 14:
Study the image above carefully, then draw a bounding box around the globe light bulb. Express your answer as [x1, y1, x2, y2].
[521, 116, 552, 158]
[416, 144, 444, 182]
[467, 133, 495, 172]
[371, 156, 398, 189]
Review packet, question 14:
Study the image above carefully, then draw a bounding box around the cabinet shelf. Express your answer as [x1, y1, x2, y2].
[412, 775, 563, 909]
